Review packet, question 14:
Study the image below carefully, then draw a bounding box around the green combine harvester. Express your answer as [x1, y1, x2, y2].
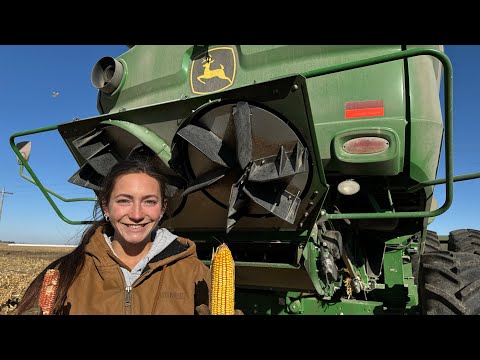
[10, 45, 480, 315]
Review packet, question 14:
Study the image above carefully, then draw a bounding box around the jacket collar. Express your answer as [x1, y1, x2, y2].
[84, 225, 199, 270]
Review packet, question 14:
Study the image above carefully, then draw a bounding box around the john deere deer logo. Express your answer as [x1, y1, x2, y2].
[190, 46, 236, 94]
[198, 57, 232, 85]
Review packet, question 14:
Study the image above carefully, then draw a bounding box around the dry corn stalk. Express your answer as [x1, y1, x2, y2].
[38, 269, 60, 315]
[210, 243, 235, 315]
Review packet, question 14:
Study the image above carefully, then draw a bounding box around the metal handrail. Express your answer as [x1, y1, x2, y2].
[303, 48, 457, 220]
[10, 124, 96, 225]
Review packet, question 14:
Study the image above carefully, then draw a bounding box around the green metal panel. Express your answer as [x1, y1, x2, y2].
[105, 45, 401, 110]
[382, 235, 410, 308]
[235, 290, 418, 315]
[307, 50, 405, 174]
[101, 45, 444, 184]
[407, 46, 444, 183]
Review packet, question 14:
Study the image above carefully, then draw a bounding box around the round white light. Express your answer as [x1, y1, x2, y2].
[337, 179, 360, 195]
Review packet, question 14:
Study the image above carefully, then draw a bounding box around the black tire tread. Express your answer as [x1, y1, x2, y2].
[425, 230, 441, 252]
[412, 230, 441, 284]
[419, 251, 480, 315]
[448, 229, 480, 255]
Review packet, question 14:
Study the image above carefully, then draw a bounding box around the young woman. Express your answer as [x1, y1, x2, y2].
[15, 157, 211, 315]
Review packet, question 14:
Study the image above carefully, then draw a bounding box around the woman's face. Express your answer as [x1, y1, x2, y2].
[103, 173, 164, 246]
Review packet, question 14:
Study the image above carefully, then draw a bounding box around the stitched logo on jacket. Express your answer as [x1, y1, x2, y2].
[159, 291, 185, 299]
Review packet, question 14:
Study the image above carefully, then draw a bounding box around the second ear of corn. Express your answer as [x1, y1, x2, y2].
[39, 268, 60, 315]
[210, 243, 235, 315]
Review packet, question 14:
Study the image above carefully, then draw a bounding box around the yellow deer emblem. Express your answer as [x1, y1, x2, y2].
[197, 56, 233, 85]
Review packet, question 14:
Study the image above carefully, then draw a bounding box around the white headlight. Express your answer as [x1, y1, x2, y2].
[337, 179, 360, 195]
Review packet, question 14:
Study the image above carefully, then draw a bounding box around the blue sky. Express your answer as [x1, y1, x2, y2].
[0, 45, 127, 244]
[0, 45, 478, 244]
[430, 45, 480, 235]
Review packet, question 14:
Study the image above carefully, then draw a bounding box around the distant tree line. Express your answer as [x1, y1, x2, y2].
[0, 240, 15, 244]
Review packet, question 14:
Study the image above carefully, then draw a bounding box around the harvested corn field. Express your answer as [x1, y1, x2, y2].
[0, 243, 74, 315]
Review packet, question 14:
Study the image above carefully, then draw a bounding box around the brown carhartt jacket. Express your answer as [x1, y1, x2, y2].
[64, 226, 211, 315]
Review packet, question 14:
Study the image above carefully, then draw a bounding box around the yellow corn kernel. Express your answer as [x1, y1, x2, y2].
[210, 243, 235, 315]
[38, 269, 60, 315]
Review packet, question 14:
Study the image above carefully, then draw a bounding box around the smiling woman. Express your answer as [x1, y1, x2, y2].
[14, 155, 212, 315]
[101, 168, 167, 269]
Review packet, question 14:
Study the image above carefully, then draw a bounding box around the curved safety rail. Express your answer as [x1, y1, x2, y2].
[10, 124, 97, 225]
[302, 48, 479, 220]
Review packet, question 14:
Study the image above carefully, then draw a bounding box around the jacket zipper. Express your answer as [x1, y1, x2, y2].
[123, 271, 151, 314]
[119, 266, 156, 314]
[125, 285, 132, 314]
[118, 268, 133, 315]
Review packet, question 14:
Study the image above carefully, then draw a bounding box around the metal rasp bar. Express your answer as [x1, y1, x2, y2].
[232, 101, 252, 170]
[177, 124, 236, 168]
[86, 149, 118, 177]
[68, 163, 104, 191]
[180, 168, 227, 197]
[243, 182, 301, 224]
[70, 125, 118, 177]
[72, 128, 105, 151]
[226, 173, 248, 233]
[71, 128, 112, 165]
[248, 143, 308, 182]
[294, 142, 305, 172]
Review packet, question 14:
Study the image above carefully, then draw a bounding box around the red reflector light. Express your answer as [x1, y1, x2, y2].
[345, 100, 384, 119]
[343, 137, 389, 154]
[345, 107, 384, 118]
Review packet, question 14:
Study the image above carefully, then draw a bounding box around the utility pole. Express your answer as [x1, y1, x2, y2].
[0, 187, 14, 223]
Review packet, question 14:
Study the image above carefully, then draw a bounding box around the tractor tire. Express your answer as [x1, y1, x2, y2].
[418, 251, 480, 315]
[411, 230, 441, 284]
[448, 229, 480, 255]
[425, 230, 441, 252]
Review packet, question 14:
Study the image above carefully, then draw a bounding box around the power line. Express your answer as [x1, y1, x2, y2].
[0, 187, 14, 223]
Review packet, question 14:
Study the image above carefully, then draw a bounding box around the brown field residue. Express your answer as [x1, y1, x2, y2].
[0, 243, 73, 315]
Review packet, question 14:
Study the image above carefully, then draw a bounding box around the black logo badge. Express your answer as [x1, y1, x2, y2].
[190, 46, 236, 94]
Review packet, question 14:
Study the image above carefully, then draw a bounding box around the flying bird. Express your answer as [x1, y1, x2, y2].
[52, 92, 59, 98]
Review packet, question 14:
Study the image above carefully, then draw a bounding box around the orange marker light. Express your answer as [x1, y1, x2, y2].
[345, 100, 384, 119]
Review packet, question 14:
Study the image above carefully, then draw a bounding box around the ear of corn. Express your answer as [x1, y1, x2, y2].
[210, 243, 235, 315]
[38, 269, 60, 315]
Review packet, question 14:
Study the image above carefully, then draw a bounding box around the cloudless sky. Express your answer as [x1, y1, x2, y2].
[430, 45, 480, 236]
[0, 45, 478, 244]
[0, 45, 127, 244]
